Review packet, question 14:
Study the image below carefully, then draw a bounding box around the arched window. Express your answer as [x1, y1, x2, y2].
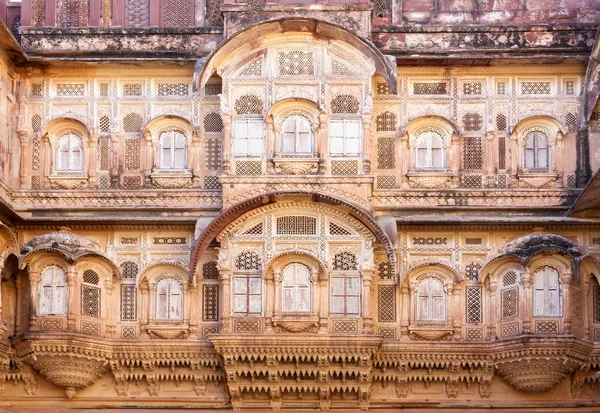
[281, 115, 313, 154]
[159, 129, 187, 169]
[81, 270, 101, 318]
[533, 266, 562, 317]
[524, 131, 550, 169]
[416, 277, 446, 321]
[38, 266, 67, 316]
[282, 263, 311, 313]
[501, 270, 519, 319]
[56, 133, 83, 171]
[156, 278, 183, 320]
[331, 252, 360, 316]
[415, 131, 444, 168]
[233, 252, 263, 316]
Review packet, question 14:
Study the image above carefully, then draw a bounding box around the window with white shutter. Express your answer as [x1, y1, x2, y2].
[415, 131, 445, 169]
[232, 119, 264, 157]
[159, 130, 187, 169]
[56, 133, 83, 171]
[415, 277, 446, 321]
[281, 263, 311, 313]
[38, 266, 67, 316]
[524, 131, 550, 169]
[233, 274, 263, 316]
[533, 266, 562, 317]
[156, 278, 183, 320]
[281, 115, 313, 154]
[329, 119, 361, 157]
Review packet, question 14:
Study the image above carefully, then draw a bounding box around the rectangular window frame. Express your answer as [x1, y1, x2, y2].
[232, 273, 263, 316]
[329, 273, 361, 317]
[232, 118, 265, 158]
[328, 119, 362, 157]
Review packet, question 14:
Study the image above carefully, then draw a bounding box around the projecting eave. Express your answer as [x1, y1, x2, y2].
[0, 20, 27, 64]
[568, 168, 600, 218]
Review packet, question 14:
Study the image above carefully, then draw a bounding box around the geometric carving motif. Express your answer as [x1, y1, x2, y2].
[378, 262, 393, 280]
[81, 285, 101, 318]
[373, 0, 389, 17]
[275, 216, 317, 235]
[500, 321, 519, 337]
[204, 84, 222, 96]
[123, 84, 143, 96]
[497, 174, 507, 188]
[234, 95, 264, 114]
[121, 326, 136, 339]
[81, 320, 101, 336]
[127, 0, 148, 27]
[58, 0, 88, 27]
[162, 0, 193, 27]
[204, 113, 223, 133]
[278, 51, 314, 76]
[331, 160, 358, 175]
[465, 238, 482, 245]
[376, 83, 392, 95]
[567, 174, 576, 188]
[40, 318, 63, 332]
[413, 237, 447, 245]
[501, 287, 518, 319]
[497, 82, 506, 95]
[496, 114, 507, 132]
[592, 283, 600, 323]
[332, 60, 353, 76]
[461, 174, 482, 188]
[56, 83, 85, 96]
[120, 261, 138, 279]
[463, 136, 482, 169]
[534, 320, 559, 333]
[466, 286, 482, 323]
[566, 113, 576, 132]
[595, 328, 600, 342]
[379, 327, 396, 339]
[99, 115, 110, 133]
[122, 175, 142, 189]
[203, 284, 219, 321]
[205, 0, 223, 25]
[376, 112, 396, 132]
[31, 114, 42, 132]
[377, 175, 396, 189]
[99, 83, 109, 97]
[123, 113, 143, 133]
[31, 83, 43, 98]
[463, 82, 482, 95]
[331, 95, 359, 114]
[413, 82, 447, 95]
[204, 176, 221, 189]
[332, 320, 359, 333]
[205, 138, 223, 170]
[465, 327, 483, 341]
[121, 237, 138, 245]
[32, 137, 40, 170]
[83, 270, 99, 285]
[99, 137, 110, 171]
[157, 83, 189, 97]
[235, 161, 262, 175]
[234, 319, 261, 333]
[203, 262, 219, 279]
[332, 252, 357, 271]
[565, 81, 575, 95]
[462, 113, 483, 132]
[33, 0, 44, 27]
[31, 176, 41, 189]
[125, 139, 141, 170]
[202, 326, 219, 337]
[503, 271, 517, 286]
[241, 60, 263, 77]
[498, 136, 506, 169]
[153, 237, 186, 245]
[521, 82, 551, 95]
[378, 285, 396, 322]
[120, 285, 137, 321]
[235, 251, 261, 271]
[377, 137, 395, 169]
[329, 222, 351, 236]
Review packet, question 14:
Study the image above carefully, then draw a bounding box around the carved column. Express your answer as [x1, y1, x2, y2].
[509, 132, 519, 186]
[139, 281, 149, 338]
[554, 131, 564, 187]
[452, 283, 461, 338]
[148, 282, 157, 323]
[521, 271, 532, 333]
[318, 113, 328, 175]
[18, 130, 29, 188]
[28, 270, 40, 331]
[43, 134, 52, 185]
[110, 129, 122, 188]
[450, 133, 460, 187]
[399, 284, 410, 341]
[488, 280, 498, 339]
[188, 282, 199, 338]
[88, 128, 99, 187]
[143, 130, 153, 187]
[15, 272, 24, 335]
[361, 269, 374, 333]
[222, 114, 232, 175]
[400, 134, 409, 187]
[561, 271, 572, 334]
[446, 281, 455, 334]
[265, 269, 276, 333]
[318, 275, 328, 334]
[104, 279, 116, 337]
[266, 117, 276, 174]
[66, 267, 77, 332]
[219, 269, 231, 333]
[583, 279, 590, 339]
[191, 132, 202, 187]
[361, 114, 372, 174]
[485, 131, 495, 187]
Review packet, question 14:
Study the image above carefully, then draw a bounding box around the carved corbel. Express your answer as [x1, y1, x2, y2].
[396, 377, 409, 398]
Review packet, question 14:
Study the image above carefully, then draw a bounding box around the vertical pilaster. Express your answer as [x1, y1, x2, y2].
[361, 269, 374, 333]
[219, 269, 231, 332]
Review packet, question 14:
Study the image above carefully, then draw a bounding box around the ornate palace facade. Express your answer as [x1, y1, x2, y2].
[0, 0, 600, 411]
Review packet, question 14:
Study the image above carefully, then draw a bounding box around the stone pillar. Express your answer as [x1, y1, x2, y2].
[191, 132, 201, 187]
[110, 128, 122, 188]
[521, 271, 532, 333]
[318, 274, 328, 334]
[28, 270, 40, 331]
[318, 113, 328, 175]
[222, 114, 232, 175]
[43, 134, 52, 183]
[450, 133, 460, 187]
[143, 131, 153, 187]
[66, 267, 77, 332]
[148, 282, 157, 323]
[139, 281, 149, 338]
[400, 134, 409, 187]
[361, 114, 372, 174]
[583, 279, 591, 339]
[485, 132, 495, 187]
[561, 271, 572, 334]
[15, 272, 24, 335]
[452, 283, 461, 339]
[446, 281, 455, 334]
[509, 132, 519, 186]
[104, 278, 116, 337]
[576, 126, 591, 187]
[554, 131, 564, 187]
[18, 130, 29, 188]
[188, 282, 199, 338]
[361, 269, 374, 333]
[265, 269, 276, 333]
[266, 117, 276, 159]
[88, 128, 99, 186]
[487, 280, 498, 339]
[219, 269, 231, 333]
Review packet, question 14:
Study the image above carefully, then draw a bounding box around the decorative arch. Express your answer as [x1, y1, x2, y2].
[267, 98, 321, 133]
[514, 116, 566, 145]
[190, 193, 396, 282]
[402, 116, 458, 149]
[139, 261, 190, 284]
[479, 256, 524, 285]
[193, 18, 397, 94]
[400, 261, 464, 285]
[142, 114, 195, 144]
[41, 117, 90, 146]
[263, 251, 327, 280]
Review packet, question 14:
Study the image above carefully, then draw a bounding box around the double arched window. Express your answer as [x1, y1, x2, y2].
[159, 129, 187, 169]
[38, 265, 67, 316]
[533, 266, 562, 317]
[415, 131, 444, 169]
[415, 277, 446, 321]
[56, 133, 83, 171]
[281, 263, 311, 313]
[524, 131, 550, 169]
[156, 278, 183, 320]
[280, 115, 313, 154]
